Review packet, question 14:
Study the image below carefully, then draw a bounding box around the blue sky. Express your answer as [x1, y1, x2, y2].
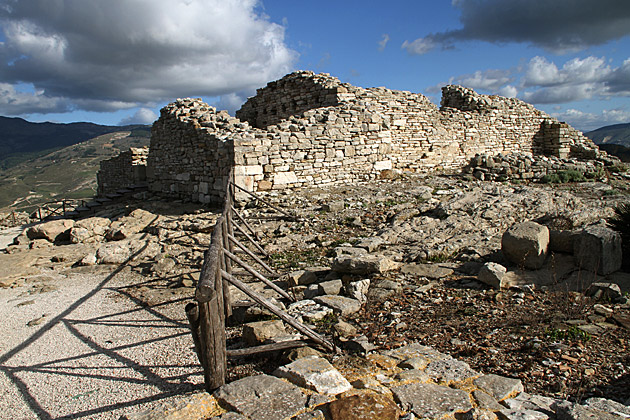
[0, 0, 628, 132]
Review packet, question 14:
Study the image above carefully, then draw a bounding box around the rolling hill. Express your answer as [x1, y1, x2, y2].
[0, 130, 150, 212]
[0, 116, 150, 170]
[586, 123, 630, 148]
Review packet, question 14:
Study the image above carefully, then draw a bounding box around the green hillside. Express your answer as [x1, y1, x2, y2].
[0, 116, 150, 170]
[0, 131, 150, 212]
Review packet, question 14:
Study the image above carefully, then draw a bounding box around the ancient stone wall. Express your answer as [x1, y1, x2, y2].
[97, 147, 148, 195]
[139, 71, 606, 204]
[146, 99, 241, 203]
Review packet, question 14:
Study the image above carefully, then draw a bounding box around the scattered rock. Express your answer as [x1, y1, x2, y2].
[332, 254, 398, 275]
[478, 262, 507, 289]
[273, 356, 352, 395]
[242, 320, 286, 346]
[391, 382, 473, 419]
[501, 221, 549, 269]
[26, 219, 74, 243]
[314, 295, 362, 316]
[474, 374, 524, 402]
[574, 225, 623, 275]
[214, 374, 308, 420]
[401, 263, 454, 279]
[346, 279, 370, 303]
[328, 391, 400, 420]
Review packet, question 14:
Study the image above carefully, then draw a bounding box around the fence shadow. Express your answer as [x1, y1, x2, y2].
[0, 227, 205, 419]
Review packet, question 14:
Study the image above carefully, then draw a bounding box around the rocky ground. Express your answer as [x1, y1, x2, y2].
[1, 170, 630, 419]
[245, 171, 630, 404]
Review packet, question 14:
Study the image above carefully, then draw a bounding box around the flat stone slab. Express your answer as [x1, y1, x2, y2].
[424, 358, 479, 383]
[332, 254, 398, 275]
[214, 374, 307, 420]
[474, 374, 524, 401]
[314, 295, 361, 316]
[391, 382, 473, 419]
[274, 356, 352, 395]
[498, 409, 550, 419]
[328, 391, 400, 420]
[553, 400, 627, 420]
[384, 343, 450, 362]
[401, 263, 454, 279]
[123, 392, 220, 420]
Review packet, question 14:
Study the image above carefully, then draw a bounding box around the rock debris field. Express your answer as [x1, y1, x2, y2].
[1, 171, 630, 419]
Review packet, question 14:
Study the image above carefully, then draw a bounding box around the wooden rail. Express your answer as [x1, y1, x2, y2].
[187, 175, 336, 391]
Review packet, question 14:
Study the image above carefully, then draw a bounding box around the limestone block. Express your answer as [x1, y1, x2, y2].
[501, 221, 549, 269]
[332, 254, 398, 275]
[27, 219, 74, 243]
[242, 320, 286, 346]
[391, 382, 472, 419]
[328, 391, 400, 420]
[478, 262, 507, 289]
[273, 171, 298, 185]
[373, 160, 392, 171]
[214, 375, 307, 420]
[273, 356, 352, 395]
[574, 226, 622, 275]
[313, 295, 361, 316]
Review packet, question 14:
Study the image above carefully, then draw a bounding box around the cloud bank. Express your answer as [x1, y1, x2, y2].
[404, 0, 630, 55]
[429, 55, 630, 130]
[0, 0, 297, 117]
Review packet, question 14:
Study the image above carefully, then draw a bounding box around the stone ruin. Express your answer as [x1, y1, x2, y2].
[97, 146, 148, 195]
[98, 70, 612, 203]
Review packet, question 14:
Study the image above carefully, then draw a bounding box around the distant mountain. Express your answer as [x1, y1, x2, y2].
[0, 116, 150, 169]
[586, 123, 630, 148]
[0, 130, 150, 211]
[597, 143, 630, 162]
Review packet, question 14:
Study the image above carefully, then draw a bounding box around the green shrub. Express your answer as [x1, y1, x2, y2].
[541, 170, 586, 184]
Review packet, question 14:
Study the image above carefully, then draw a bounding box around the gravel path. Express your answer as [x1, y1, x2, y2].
[0, 263, 203, 419]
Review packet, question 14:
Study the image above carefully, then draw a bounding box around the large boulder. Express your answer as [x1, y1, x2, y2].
[26, 219, 74, 243]
[501, 221, 549, 269]
[106, 209, 157, 241]
[574, 225, 622, 275]
[71, 217, 111, 243]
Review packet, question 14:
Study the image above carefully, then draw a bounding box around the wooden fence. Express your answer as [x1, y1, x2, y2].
[185, 177, 336, 391]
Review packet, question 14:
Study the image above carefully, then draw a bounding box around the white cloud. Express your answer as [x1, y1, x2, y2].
[119, 108, 158, 125]
[404, 0, 630, 55]
[213, 92, 251, 115]
[402, 37, 438, 55]
[523, 56, 611, 87]
[551, 108, 630, 132]
[0, 0, 297, 115]
[0, 82, 70, 115]
[378, 34, 390, 52]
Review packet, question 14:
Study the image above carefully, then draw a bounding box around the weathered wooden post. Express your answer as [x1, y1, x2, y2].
[190, 216, 227, 391]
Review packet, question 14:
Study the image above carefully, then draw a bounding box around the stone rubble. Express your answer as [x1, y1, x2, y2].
[125, 343, 630, 420]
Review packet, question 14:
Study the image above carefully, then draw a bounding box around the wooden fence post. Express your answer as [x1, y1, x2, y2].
[192, 216, 227, 391]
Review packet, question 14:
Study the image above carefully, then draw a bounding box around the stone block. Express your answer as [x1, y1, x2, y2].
[273, 356, 352, 395]
[478, 262, 507, 289]
[501, 221, 549, 269]
[242, 320, 286, 346]
[574, 226, 622, 275]
[214, 375, 307, 420]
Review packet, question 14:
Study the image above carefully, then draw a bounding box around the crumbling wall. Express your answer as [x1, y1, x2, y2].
[142, 71, 606, 204]
[97, 147, 148, 195]
[146, 99, 241, 203]
[236, 71, 351, 129]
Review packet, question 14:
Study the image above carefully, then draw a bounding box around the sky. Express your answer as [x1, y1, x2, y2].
[0, 0, 629, 132]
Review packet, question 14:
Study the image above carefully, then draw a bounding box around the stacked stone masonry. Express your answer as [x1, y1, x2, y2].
[97, 147, 148, 195]
[103, 71, 609, 204]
